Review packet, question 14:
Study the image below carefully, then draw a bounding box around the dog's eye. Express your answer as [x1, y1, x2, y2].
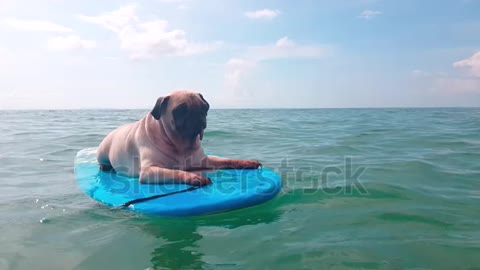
[173, 103, 189, 123]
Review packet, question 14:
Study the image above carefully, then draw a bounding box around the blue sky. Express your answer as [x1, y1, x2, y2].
[0, 0, 479, 109]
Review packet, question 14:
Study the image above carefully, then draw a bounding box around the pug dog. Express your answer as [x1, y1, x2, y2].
[96, 91, 262, 186]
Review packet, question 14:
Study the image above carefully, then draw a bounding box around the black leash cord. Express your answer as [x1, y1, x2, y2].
[120, 186, 201, 208]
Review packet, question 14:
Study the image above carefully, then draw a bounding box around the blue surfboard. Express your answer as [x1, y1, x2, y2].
[74, 148, 283, 217]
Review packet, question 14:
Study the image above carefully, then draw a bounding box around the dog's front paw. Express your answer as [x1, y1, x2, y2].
[236, 160, 262, 170]
[183, 173, 212, 187]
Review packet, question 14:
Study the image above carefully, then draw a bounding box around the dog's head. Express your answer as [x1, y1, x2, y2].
[151, 91, 210, 143]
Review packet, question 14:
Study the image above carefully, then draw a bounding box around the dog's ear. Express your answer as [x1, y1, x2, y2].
[198, 93, 210, 112]
[151, 96, 170, 120]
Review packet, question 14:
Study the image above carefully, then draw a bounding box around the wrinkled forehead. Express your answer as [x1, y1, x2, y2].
[169, 92, 208, 110]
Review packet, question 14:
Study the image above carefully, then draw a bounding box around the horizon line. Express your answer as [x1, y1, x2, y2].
[1, 106, 479, 111]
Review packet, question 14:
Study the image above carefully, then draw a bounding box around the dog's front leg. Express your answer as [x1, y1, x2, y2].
[140, 166, 212, 186]
[203, 156, 262, 170]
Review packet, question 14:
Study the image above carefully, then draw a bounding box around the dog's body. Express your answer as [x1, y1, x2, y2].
[97, 91, 261, 186]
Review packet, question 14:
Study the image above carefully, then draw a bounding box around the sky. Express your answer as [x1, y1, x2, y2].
[0, 0, 480, 109]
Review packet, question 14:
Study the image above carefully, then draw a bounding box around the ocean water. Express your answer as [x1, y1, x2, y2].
[0, 108, 479, 270]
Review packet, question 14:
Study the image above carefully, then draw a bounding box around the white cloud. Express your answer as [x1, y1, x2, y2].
[453, 51, 480, 77]
[79, 5, 220, 60]
[78, 5, 138, 33]
[120, 20, 222, 59]
[245, 9, 281, 20]
[104, 56, 119, 61]
[358, 10, 382, 20]
[177, 3, 189, 10]
[1, 18, 73, 33]
[47, 35, 96, 51]
[275, 36, 294, 47]
[2, 18, 95, 54]
[224, 36, 329, 98]
[412, 57, 480, 95]
[245, 36, 327, 61]
[156, 0, 189, 9]
[412, 69, 430, 78]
